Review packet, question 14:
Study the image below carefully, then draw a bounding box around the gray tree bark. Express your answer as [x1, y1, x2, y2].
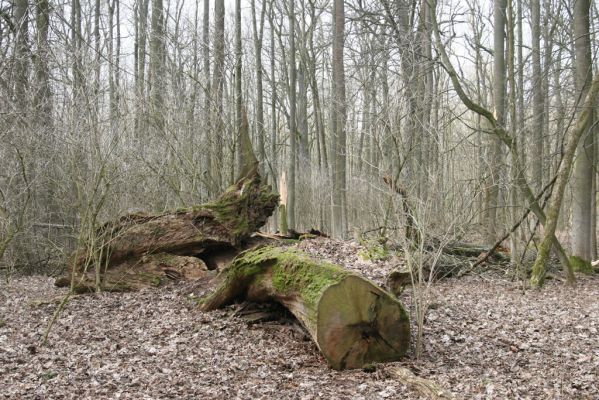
[530, 0, 543, 193]
[507, 0, 521, 269]
[331, 0, 347, 238]
[34, 0, 51, 126]
[287, 0, 297, 230]
[212, 0, 225, 190]
[251, 0, 267, 166]
[487, 0, 506, 243]
[149, 0, 165, 133]
[570, 0, 595, 268]
[202, 0, 212, 194]
[134, 0, 149, 137]
[269, 2, 277, 180]
[14, 0, 29, 112]
[234, 0, 242, 177]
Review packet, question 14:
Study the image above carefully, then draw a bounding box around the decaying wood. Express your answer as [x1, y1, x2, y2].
[56, 171, 279, 292]
[55, 101, 280, 292]
[386, 242, 512, 294]
[201, 245, 410, 370]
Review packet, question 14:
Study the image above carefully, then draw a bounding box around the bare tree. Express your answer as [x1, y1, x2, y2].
[149, 0, 166, 133]
[251, 0, 267, 164]
[234, 0, 242, 175]
[570, 0, 595, 270]
[33, 0, 51, 127]
[13, 0, 29, 113]
[331, 0, 346, 238]
[485, 0, 506, 244]
[211, 0, 225, 190]
[135, 0, 150, 136]
[530, 0, 543, 192]
[287, 0, 297, 230]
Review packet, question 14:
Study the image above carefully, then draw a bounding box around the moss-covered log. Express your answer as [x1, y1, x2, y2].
[201, 246, 410, 370]
[56, 171, 279, 292]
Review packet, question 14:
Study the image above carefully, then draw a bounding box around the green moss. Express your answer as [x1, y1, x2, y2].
[103, 282, 132, 292]
[279, 205, 288, 236]
[0, 319, 5, 328]
[201, 246, 350, 318]
[570, 256, 594, 274]
[221, 246, 349, 313]
[137, 272, 163, 286]
[41, 371, 58, 381]
[217, 247, 273, 283]
[149, 253, 180, 265]
[358, 238, 390, 262]
[268, 247, 349, 312]
[202, 176, 279, 240]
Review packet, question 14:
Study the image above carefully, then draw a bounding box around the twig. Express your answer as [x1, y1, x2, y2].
[468, 175, 557, 270]
[387, 366, 459, 399]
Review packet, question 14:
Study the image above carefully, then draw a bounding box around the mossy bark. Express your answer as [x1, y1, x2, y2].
[279, 204, 288, 236]
[530, 71, 599, 287]
[201, 246, 410, 370]
[57, 171, 279, 291]
[569, 256, 594, 273]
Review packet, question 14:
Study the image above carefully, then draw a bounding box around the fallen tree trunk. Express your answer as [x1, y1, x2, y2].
[201, 245, 410, 370]
[56, 170, 279, 292]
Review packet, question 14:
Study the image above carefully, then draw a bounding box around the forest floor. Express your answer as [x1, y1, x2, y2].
[1, 238, 598, 399]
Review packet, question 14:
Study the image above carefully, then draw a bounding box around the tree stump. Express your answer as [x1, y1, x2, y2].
[201, 245, 410, 370]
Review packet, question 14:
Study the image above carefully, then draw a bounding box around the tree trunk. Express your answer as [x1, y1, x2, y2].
[58, 168, 279, 292]
[201, 245, 410, 370]
[487, 0, 506, 243]
[298, 62, 310, 171]
[251, 0, 266, 166]
[149, 0, 165, 133]
[530, 73, 599, 286]
[269, 2, 278, 188]
[14, 0, 29, 113]
[33, 0, 51, 126]
[530, 0, 543, 193]
[93, 0, 101, 116]
[134, 0, 149, 137]
[71, 0, 83, 96]
[202, 0, 212, 195]
[429, 0, 574, 278]
[331, 0, 347, 238]
[212, 0, 225, 190]
[234, 0, 243, 175]
[570, 0, 595, 270]
[507, 0, 521, 269]
[287, 0, 297, 230]
[108, 0, 117, 132]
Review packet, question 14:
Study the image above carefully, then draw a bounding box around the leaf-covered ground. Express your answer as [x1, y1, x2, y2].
[1, 238, 598, 399]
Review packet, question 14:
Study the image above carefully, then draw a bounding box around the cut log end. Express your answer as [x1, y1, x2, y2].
[200, 246, 410, 370]
[317, 275, 410, 369]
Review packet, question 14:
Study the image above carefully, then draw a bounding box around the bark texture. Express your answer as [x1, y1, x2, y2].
[201, 245, 410, 370]
[570, 0, 594, 268]
[56, 172, 279, 292]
